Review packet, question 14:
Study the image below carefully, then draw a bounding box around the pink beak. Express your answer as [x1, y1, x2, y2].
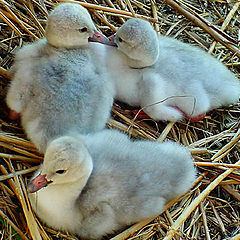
[88, 30, 109, 44]
[28, 174, 51, 193]
[9, 110, 20, 120]
[106, 34, 118, 47]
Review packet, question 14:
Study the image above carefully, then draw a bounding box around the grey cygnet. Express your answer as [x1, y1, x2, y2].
[6, 3, 114, 153]
[107, 18, 240, 122]
[28, 129, 196, 239]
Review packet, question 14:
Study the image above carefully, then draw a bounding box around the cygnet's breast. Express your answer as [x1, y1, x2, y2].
[29, 184, 81, 233]
[88, 42, 106, 64]
[103, 45, 142, 106]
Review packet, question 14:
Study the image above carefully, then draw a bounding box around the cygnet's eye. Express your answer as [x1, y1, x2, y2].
[118, 37, 123, 43]
[79, 27, 88, 33]
[56, 170, 67, 174]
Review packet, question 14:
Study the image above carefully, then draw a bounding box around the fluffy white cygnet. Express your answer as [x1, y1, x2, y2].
[6, 3, 113, 153]
[28, 129, 196, 239]
[107, 18, 240, 122]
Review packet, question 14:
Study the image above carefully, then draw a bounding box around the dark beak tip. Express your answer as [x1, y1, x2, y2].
[27, 183, 37, 193]
[105, 40, 118, 47]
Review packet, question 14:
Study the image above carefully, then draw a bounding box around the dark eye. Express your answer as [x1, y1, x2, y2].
[79, 27, 88, 33]
[56, 170, 66, 174]
[118, 37, 123, 42]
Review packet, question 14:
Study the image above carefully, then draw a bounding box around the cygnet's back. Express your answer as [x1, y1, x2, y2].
[6, 3, 113, 153]
[29, 129, 196, 239]
[112, 18, 240, 121]
[81, 130, 196, 219]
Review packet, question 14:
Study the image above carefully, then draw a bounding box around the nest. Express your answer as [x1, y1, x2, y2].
[0, 0, 240, 239]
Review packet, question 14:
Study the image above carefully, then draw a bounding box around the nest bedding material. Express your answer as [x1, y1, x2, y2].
[0, 0, 240, 239]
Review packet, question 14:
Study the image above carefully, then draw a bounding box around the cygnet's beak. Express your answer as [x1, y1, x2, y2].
[9, 110, 20, 120]
[106, 34, 118, 47]
[28, 174, 52, 193]
[88, 30, 109, 44]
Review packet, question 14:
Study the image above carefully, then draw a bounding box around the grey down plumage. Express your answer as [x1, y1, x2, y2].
[6, 3, 113, 153]
[29, 129, 196, 239]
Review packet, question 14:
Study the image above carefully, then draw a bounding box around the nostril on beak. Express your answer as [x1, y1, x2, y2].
[88, 30, 109, 44]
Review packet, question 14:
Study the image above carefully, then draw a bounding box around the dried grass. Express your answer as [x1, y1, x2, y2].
[0, 0, 240, 239]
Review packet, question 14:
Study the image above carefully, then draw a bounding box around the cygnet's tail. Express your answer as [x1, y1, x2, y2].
[164, 142, 197, 199]
[209, 75, 240, 109]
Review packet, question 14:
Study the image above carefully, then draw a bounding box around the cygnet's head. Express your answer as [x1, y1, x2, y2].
[112, 18, 159, 68]
[28, 136, 93, 193]
[46, 3, 108, 48]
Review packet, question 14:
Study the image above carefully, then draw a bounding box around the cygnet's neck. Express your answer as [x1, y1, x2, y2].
[31, 174, 90, 207]
[127, 58, 155, 69]
[126, 46, 159, 69]
[46, 41, 88, 50]
[51, 174, 90, 197]
[29, 175, 91, 233]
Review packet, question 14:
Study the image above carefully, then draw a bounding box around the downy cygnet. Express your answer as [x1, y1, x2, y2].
[6, 3, 114, 153]
[28, 129, 196, 239]
[107, 18, 240, 122]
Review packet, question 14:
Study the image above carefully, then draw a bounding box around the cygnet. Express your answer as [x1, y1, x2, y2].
[28, 129, 196, 239]
[107, 18, 240, 122]
[6, 3, 113, 153]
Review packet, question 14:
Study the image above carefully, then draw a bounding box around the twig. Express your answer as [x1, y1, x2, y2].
[107, 118, 148, 138]
[55, 0, 157, 22]
[157, 122, 175, 142]
[0, 133, 38, 149]
[125, 0, 135, 17]
[0, 166, 39, 181]
[0, 67, 11, 80]
[0, 9, 23, 37]
[151, 0, 160, 33]
[0, 153, 41, 163]
[0, 209, 29, 240]
[0, 165, 18, 196]
[1, 0, 39, 39]
[209, 199, 226, 236]
[162, 158, 240, 240]
[0, 141, 42, 159]
[104, 0, 125, 23]
[12, 173, 42, 240]
[194, 162, 240, 169]
[211, 127, 240, 162]
[112, 109, 156, 140]
[163, 0, 240, 57]
[92, 11, 118, 32]
[189, 129, 234, 148]
[23, 3, 45, 36]
[199, 198, 211, 240]
[189, 148, 209, 155]
[222, 185, 240, 201]
[209, 1, 240, 54]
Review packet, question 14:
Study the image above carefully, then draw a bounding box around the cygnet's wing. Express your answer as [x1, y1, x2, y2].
[20, 47, 112, 153]
[6, 39, 47, 114]
[76, 130, 196, 227]
[155, 35, 240, 110]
